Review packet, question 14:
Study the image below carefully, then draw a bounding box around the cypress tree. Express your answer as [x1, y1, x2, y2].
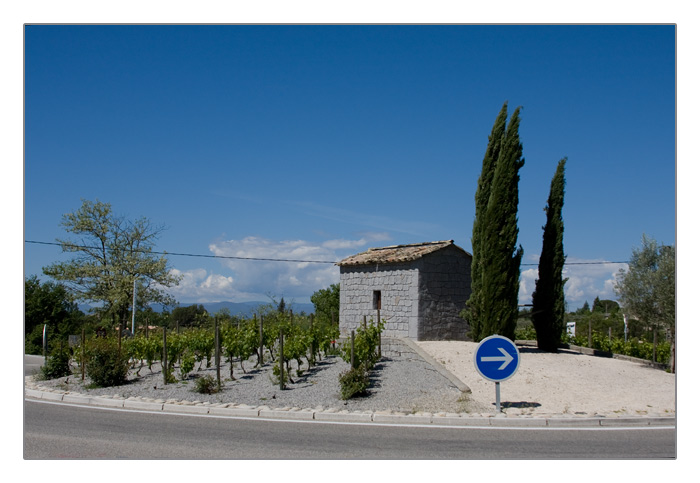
[531, 158, 568, 352]
[465, 102, 508, 340]
[478, 106, 525, 340]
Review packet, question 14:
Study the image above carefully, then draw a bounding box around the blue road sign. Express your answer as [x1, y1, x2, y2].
[474, 335, 520, 382]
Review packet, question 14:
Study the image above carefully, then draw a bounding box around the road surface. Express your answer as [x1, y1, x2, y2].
[23, 399, 675, 459]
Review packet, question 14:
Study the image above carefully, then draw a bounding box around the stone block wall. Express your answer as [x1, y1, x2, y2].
[339, 262, 419, 339]
[415, 245, 472, 340]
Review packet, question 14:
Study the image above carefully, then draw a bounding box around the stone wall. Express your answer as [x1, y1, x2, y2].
[339, 262, 419, 339]
[415, 245, 471, 340]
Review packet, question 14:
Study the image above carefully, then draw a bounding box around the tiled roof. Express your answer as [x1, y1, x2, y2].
[336, 240, 468, 266]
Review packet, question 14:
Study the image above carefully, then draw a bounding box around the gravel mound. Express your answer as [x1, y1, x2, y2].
[31, 350, 484, 414]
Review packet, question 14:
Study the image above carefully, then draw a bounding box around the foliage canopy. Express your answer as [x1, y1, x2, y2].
[614, 235, 675, 372]
[43, 199, 181, 328]
[466, 102, 524, 341]
[531, 158, 567, 352]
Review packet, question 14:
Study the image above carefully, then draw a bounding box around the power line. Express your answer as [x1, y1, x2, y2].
[523, 261, 629, 266]
[25, 239, 629, 266]
[24, 240, 338, 264]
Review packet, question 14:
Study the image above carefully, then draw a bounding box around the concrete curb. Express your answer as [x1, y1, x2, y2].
[312, 410, 373, 423]
[400, 337, 472, 393]
[23, 386, 674, 428]
[92, 396, 126, 409]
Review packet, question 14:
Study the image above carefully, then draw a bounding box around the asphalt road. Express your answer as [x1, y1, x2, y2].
[23, 399, 676, 459]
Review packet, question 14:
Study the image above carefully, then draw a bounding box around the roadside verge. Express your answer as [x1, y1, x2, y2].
[24, 378, 675, 428]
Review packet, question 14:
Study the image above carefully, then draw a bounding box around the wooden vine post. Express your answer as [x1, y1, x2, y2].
[377, 308, 382, 359]
[81, 328, 85, 381]
[279, 327, 285, 390]
[215, 318, 221, 386]
[258, 314, 264, 367]
[350, 329, 355, 369]
[162, 327, 168, 385]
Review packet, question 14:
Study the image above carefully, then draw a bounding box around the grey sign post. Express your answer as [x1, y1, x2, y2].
[474, 335, 520, 413]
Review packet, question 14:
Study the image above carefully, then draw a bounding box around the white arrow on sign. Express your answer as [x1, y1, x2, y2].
[480, 347, 514, 370]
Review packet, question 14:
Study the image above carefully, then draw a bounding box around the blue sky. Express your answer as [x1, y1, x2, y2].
[23, 24, 676, 310]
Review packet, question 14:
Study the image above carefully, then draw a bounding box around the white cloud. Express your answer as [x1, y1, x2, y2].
[564, 258, 627, 308]
[167, 240, 623, 311]
[519, 267, 539, 306]
[165, 235, 380, 304]
[519, 258, 627, 310]
[166, 268, 239, 303]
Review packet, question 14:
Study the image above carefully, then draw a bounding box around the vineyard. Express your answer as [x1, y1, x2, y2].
[514, 325, 672, 366]
[46, 311, 386, 401]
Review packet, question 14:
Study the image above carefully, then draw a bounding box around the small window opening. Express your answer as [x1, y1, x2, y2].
[373, 291, 382, 310]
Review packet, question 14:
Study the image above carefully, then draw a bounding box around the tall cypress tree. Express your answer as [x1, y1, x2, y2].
[478, 106, 525, 340]
[465, 102, 508, 340]
[531, 158, 568, 352]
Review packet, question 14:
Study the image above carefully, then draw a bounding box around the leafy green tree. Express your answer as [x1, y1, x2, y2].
[138, 306, 171, 330]
[576, 300, 591, 314]
[24, 275, 84, 354]
[464, 102, 508, 340]
[171, 304, 209, 329]
[614, 235, 676, 372]
[277, 297, 287, 314]
[311, 283, 340, 324]
[531, 158, 568, 352]
[43, 200, 181, 330]
[571, 310, 625, 340]
[591, 298, 620, 314]
[476, 105, 525, 341]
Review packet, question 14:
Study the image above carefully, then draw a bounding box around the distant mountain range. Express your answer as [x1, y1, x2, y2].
[79, 301, 316, 318]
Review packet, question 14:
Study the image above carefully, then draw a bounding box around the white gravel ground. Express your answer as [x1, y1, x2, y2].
[28, 350, 476, 415]
[416, 341, 676, 417]
[28, 340, 676, 418]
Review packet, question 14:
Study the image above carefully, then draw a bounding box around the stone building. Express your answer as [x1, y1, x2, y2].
[336, 240, 472, 341]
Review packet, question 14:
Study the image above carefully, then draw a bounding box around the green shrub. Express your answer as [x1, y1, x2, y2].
[271, 363, 291, 388]
[194, 375, 220, 394]
[338, 366, 370, 400]
[515, 325, 537, 340]
[179, 349, 195, 380]
[655, 342, 671, 365]
[39, 346, 73, 380]
[85, 338, 131, 387]
[341, 319, 384, 370]
[565, 332, 671, 365]
[189, 328, 216, 369]
[282, 323, 311, 375]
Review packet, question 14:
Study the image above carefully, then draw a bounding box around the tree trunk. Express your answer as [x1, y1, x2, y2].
[670, 338, 676, 373]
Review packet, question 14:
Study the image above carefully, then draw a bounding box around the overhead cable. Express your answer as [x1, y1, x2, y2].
[25, 239, 629, 266]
